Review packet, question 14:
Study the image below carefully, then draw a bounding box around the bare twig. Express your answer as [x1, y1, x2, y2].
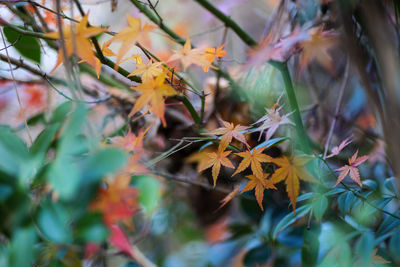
[323, 58, 350, 159]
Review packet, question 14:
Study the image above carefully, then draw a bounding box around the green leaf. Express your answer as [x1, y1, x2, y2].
[51, 101, 73, 124]
[0, 126, 29, 177]
[313, 194, 328, 222]
[38, 203, 71, 243]
[302, 224, 321, 267]
[79, 148, 127, 183]
[356, 232, 374, 266]
[75, 213, 109, 242]
[47, 158, 80, 200]
[390, 229, 400, 260]
[3, 26, 41, 63]
[134, 175, 161, 215]
[384, 177, 399, 198]
[30, 123, 61, 156]
[272, 204, 312, 239]
[9, 226, 37, 267]
[338, 191, 358, 215]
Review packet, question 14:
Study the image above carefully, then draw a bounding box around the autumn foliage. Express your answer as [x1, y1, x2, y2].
[1, 0, 400, 266]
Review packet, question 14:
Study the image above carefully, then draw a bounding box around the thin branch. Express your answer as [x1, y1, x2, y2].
[0, 35, 21, 51]
[0, 19, 54, 40]
[323, 58, 350, 159]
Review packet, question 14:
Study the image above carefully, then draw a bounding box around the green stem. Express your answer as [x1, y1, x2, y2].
[277, 63, 312, 153]
[176, 95, 201, 124]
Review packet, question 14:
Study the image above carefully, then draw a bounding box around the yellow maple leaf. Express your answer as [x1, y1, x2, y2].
[242, 173, 277, 210]
[168, 39, 213, 71]
[198, 147, 235, 186]
[203, 120, 249, 151]
[129, 73, 177, 126]
[44, 15, 108, 70]
[232, 147, 273, 178]
[110, 15, 156, 67]
[203, 44, 227, 72]
[128, 59, 164, 82]
[185, 147, 214, 172]
[270, 156, 318, 213]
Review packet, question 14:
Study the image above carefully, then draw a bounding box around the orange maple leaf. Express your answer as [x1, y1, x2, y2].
[129, 73, 178, 126]
[242, 173, 277, 210]
[203, 44, 227, 72]
[168, 39, 212, 71]
[185, 147, 214, 172]
[218, 185, 240, 210]
[299, 27, 337, 74]
[198, 147, 235, 186]
[110, 15, 156, 67]
[89, 175, 139, 226]
[44, 15, 108, 70]
[270, 156, 317, 213]
[128, 59, 164, 82]
[203, 120, 249, 151]
[335, 150, 369, 187]
[232, 147, 273, 178]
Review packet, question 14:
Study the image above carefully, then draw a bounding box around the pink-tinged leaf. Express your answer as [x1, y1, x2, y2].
[352, 155, 369, 166]
[326, 136, 352, 158]
[109, 225, 133, 258]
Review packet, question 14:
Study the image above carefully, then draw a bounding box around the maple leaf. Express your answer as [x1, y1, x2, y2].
[335, 150, 369, 187]
[198, 147, 235, 186]
[110, 15, 156, 67]
[109, 124, 152, 153]
[95, 41, 116, 78]
[129, 73, 178, 126]
[128, 59, 164, 82]
[203, 44, 227, 72]
[270, 156, 317, 213]
[44, 15, 108, 70]
[299, 27, 337, 74]
[168, 39, 212, 70]
[242, 173, 277, 210]
[232, 146, 273, 178]
[326, 136, 352, 158]
[89, 175, 139, 226]
[217, 185, 240, 210]
[185, 148, 214, 172]
[253, 99, 294, 141]
[203, 120, 249, 151]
